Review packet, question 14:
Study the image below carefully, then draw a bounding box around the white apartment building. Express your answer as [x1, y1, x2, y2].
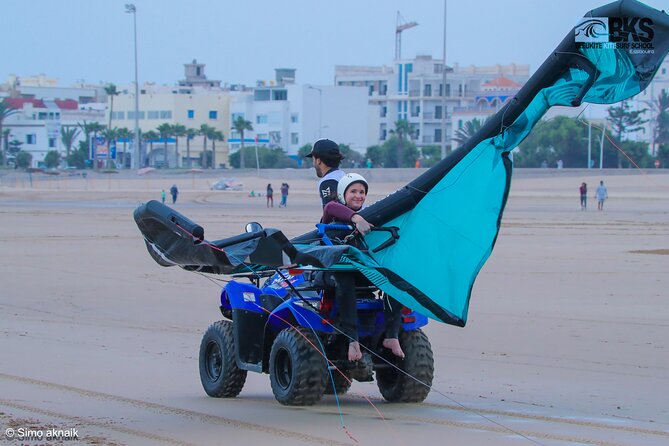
[229, 69, 369, 161]
[335, 56, 530, 150]
[2, 97, 104, 168]
[111, 62, 230, 168]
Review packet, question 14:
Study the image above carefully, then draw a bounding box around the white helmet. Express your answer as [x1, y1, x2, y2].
[337, 173, 368, 205]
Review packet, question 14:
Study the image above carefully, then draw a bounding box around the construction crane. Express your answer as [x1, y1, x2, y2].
[395, 11, 418, 60]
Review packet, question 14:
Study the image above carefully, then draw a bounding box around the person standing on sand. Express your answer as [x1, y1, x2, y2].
[596, 180, 608, 211]
[579, 182, 587, 211]
[279, 183, 289, 207]
[266, 183, 274, 208]
[161, 189, 166, 204]
[305, 138, 345, 206]
[170, 184, 179, 204]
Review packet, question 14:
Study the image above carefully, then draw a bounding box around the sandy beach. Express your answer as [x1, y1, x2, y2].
[1, 168, 668, 446]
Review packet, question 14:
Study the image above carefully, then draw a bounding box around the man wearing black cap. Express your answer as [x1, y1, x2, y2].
[305, 138, 346, 207]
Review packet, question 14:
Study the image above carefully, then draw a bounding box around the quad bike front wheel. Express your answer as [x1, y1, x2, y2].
[376, 329, 434, 403]
[199, 320, 247, 398]
[269, 328, 328, 405]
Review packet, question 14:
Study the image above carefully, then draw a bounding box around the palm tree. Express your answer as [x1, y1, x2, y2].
[185, 127, 197, 168]
[199, 124, 216, 168]
[210, 130, 224, 169]
[453, 118, 484, 147]
[104, 83, 119, 136]
[78, 121, 105, 169]
[232, 116, 253, 169]
[143, 130, 159, 165]
[171, 124, 187, 168]
[156, 123, 173, 168]
[116, 127, 132, 167]
[653, 90, 669, 146]
[60, 127, 80, 164]
[0, 99, 18, 167]
[389, 119, 413, 167]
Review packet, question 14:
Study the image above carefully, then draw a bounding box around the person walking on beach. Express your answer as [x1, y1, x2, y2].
[170, 184, 179, 204]
[161, 189, 166, 204]
[596, 180, 608, 211]
[579, 182, 587, 211]
[305, 138, 345, 206]
[279, 182, 289, 207]
[266, 183, 274, 208]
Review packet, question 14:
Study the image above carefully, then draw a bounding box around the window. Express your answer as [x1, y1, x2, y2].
[114, 111, 125, 120]
[160, 111, 172, 119]
[434, 129, 442, 143]
[187, 109, 194, 119]
[380, 129, 387, 141]
[128, 111, 145, 120]
[26, 134, 36, 144]
[424, 84, 432, 96]
[38, 112, 47, 120]
[380, 106, 387, 118]
[290, 113, 299, 123]
[148, 111, 160, 119]
[291, 132, 299, 145]
[209, 110, 218, 120]
[458, 120, 463, 129]
[256, 115, 268, 124]
[272, 90, 287, 100]
[48, 137, 57, 148]
[435, 106, 442, 119]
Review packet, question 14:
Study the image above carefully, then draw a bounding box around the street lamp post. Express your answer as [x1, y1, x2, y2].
[307, 85, 322, 139]
[125, 4, 141, 169]
[440, 0, 448, 159]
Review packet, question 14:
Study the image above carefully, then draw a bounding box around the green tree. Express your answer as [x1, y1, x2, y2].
[198, 124, 216, 168]
[607, 100, 648, 167]
[16, 150, 32, 168]
[143, 130, 159, 161]
[229, 146, 296, 169]
[78, 121, 105, 169]
[8, 139, 23, 156]
[515, 116, 614, 168]
[0, 99, 18, 167]
[185, 127, 198, 168]
[156, 123, 173, 168]
[104, 83, 119, 140]
[210, 130, 224, 168]
[338, 143, 365, 168]
[67, 144, 88, 169]
[172, 124, 187, 168]
[452, 118, 484, 147]
[388, 119, 414, 167]
[657, 143, 669, 168]
[232, 116, 253, 169]
[365, 145, 385, 168]
[297, 143, 312, 167]
[116, 127, 132, 167]
[654, 90, 669, 147]
[60, 126, 80, 160]
[619, 140, 652, 168]
[419, 145, 444, 168]
[44, 150, 60, 168]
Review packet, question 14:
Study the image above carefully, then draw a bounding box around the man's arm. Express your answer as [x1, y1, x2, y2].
[319, 179, 339, 206]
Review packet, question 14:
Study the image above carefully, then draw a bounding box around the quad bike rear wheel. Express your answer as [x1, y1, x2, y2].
[199, 320, 247, 398]
[376, 329, 433, 403]
[324, 369, 352, 395]
[269, 328, 328, 405]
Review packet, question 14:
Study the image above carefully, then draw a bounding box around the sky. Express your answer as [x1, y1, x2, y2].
[1, 0, 667, 88]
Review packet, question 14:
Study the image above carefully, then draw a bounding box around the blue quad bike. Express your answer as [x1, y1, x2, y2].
[198, 223, 435, 406]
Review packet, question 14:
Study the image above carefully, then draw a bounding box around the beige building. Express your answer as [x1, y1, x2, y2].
[111, 62, 231, 168]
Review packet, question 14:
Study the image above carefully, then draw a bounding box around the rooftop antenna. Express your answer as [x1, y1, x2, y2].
[395, 11, 418, 60]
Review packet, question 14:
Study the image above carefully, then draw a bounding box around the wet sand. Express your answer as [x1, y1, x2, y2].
[1, 169, 668, 445]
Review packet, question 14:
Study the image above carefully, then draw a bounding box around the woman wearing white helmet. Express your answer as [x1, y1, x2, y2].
[319, 173, 405, 360]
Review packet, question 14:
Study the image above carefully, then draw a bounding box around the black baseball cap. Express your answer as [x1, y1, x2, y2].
[305, 138, 344, 160]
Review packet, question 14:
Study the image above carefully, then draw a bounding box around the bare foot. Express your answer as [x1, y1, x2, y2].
[382, 338, 405, 359]
[348, 341, 362, 361]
